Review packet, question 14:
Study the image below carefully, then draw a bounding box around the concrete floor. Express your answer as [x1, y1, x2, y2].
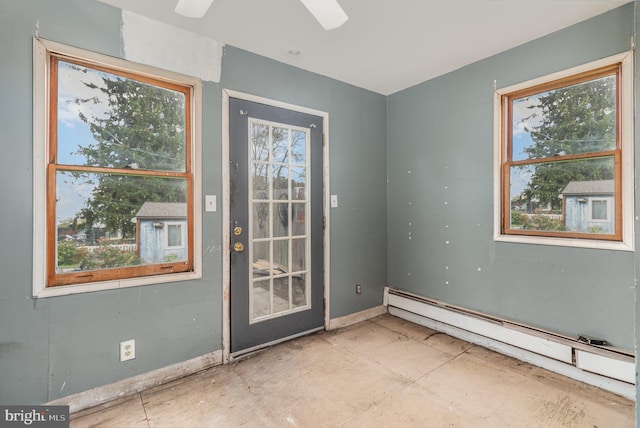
[70, 315, 634, 427]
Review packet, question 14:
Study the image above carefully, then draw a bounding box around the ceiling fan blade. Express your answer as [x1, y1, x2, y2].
[300, 0, 348, 30]
[174, 0, 214, 18]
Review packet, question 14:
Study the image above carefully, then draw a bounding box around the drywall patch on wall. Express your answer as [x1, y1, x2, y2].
[122, 11, 222, 82]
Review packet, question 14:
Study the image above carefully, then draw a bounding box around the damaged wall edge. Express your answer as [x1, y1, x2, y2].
[45, 350, 223, 413]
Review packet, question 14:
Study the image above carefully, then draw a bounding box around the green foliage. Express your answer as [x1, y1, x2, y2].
[57, 240, 140, 270]
[81, 244, 141, 270]
[520, 215, 567, 232]
[520, 76, 616, 210]
[57, 240, 85, 266]
[73, 70, 187, 238]
[510, 210, 524, 226]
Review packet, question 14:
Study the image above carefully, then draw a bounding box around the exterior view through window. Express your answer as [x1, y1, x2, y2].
[48, 54, 194, 287]
[501, 64, 622, 241]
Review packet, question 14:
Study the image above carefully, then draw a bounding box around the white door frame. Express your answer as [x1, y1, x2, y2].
[221, 89, 330, 363]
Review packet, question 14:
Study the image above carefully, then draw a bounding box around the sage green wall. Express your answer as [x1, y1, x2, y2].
[387, 4, 635, 350]
[0, 0, 387, 404]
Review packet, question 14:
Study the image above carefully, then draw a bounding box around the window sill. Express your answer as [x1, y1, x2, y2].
[33, 270, 202, 298]
[494, 234, 633, 252]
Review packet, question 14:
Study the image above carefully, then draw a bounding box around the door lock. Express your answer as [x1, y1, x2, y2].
[233, 226, 243, 236]
[233, 242, 245, 252]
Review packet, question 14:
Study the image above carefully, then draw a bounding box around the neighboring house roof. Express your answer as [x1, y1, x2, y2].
[135, 202, 187, 219]
[562, 180, 614, 196]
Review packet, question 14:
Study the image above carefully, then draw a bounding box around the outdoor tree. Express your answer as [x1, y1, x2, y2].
[71, 69, 187, 238]
[519, 75, 616, 210]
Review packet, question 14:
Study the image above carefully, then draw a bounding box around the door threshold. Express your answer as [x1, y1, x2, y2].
[230, 326, 324, 361]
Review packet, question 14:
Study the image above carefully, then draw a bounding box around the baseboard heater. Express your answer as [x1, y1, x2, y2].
[383, 287, 635, 400]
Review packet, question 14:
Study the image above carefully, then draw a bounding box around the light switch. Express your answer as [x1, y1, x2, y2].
[330, 195, 338, 208]
[205, 195, 216, 212]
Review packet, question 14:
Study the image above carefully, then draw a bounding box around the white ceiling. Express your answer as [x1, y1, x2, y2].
[97, 0, 630, 95]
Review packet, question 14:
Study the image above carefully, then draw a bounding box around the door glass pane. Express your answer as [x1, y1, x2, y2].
[273, 277, 290, 314]
[252, 279, 271, 319]
[273, 165, 289, 200]
[251, 123, 269, 162]
[273, 202, 289, 238]
[291, 203, 306, 237]
[291, 166, 306, 200]
[272, 127, 289, 164]
[273, 239, 289, 272]
[253, 202, 269, 239]
[247, 119, 311, 323]
[252, 241, 270, 279]
[252, 163, 269, 199]
[292, 238, 306, 272]
[292, 274, 307, 309]
[291, 130, 306, 165]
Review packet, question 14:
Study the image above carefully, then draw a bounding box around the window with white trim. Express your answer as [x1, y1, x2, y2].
[590, 199, 610, 222]
[33, 38, 202, 296]
[494, 52, 633, 250]
[166, 223, 185, 249]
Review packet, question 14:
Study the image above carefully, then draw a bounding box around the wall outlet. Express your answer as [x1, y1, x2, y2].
[120, 339, 135, 362]
[356, 284, 362, 295]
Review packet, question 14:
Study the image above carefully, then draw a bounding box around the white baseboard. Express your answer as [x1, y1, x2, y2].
[329, 305, 388, 330]
[47, 350, 223, 413]
[384, 287, 635, 400]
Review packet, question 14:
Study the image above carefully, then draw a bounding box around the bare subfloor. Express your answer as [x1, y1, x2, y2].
[71, 315, 634, 427]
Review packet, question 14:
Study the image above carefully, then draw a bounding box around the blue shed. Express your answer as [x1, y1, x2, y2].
[562, 180, 614, 234]
[134, 202, 188, 264]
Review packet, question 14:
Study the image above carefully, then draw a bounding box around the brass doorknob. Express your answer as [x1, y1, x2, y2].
[233, 242, 244, 252]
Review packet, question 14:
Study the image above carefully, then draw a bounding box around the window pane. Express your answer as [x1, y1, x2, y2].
[591, 200, 608, 220]
[511, 75, 616, 161]
[167, 224, 182, 247]
[57, 60, 186, 172]
[509, 157, 615, 235]
[55, 171, 187, 271]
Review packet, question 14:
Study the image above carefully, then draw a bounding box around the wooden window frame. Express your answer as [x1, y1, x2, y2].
[493, 52, 634, 251]
[33, 38, 202, 297]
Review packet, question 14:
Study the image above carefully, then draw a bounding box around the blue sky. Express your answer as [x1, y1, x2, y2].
[55, 61, 108, 223]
